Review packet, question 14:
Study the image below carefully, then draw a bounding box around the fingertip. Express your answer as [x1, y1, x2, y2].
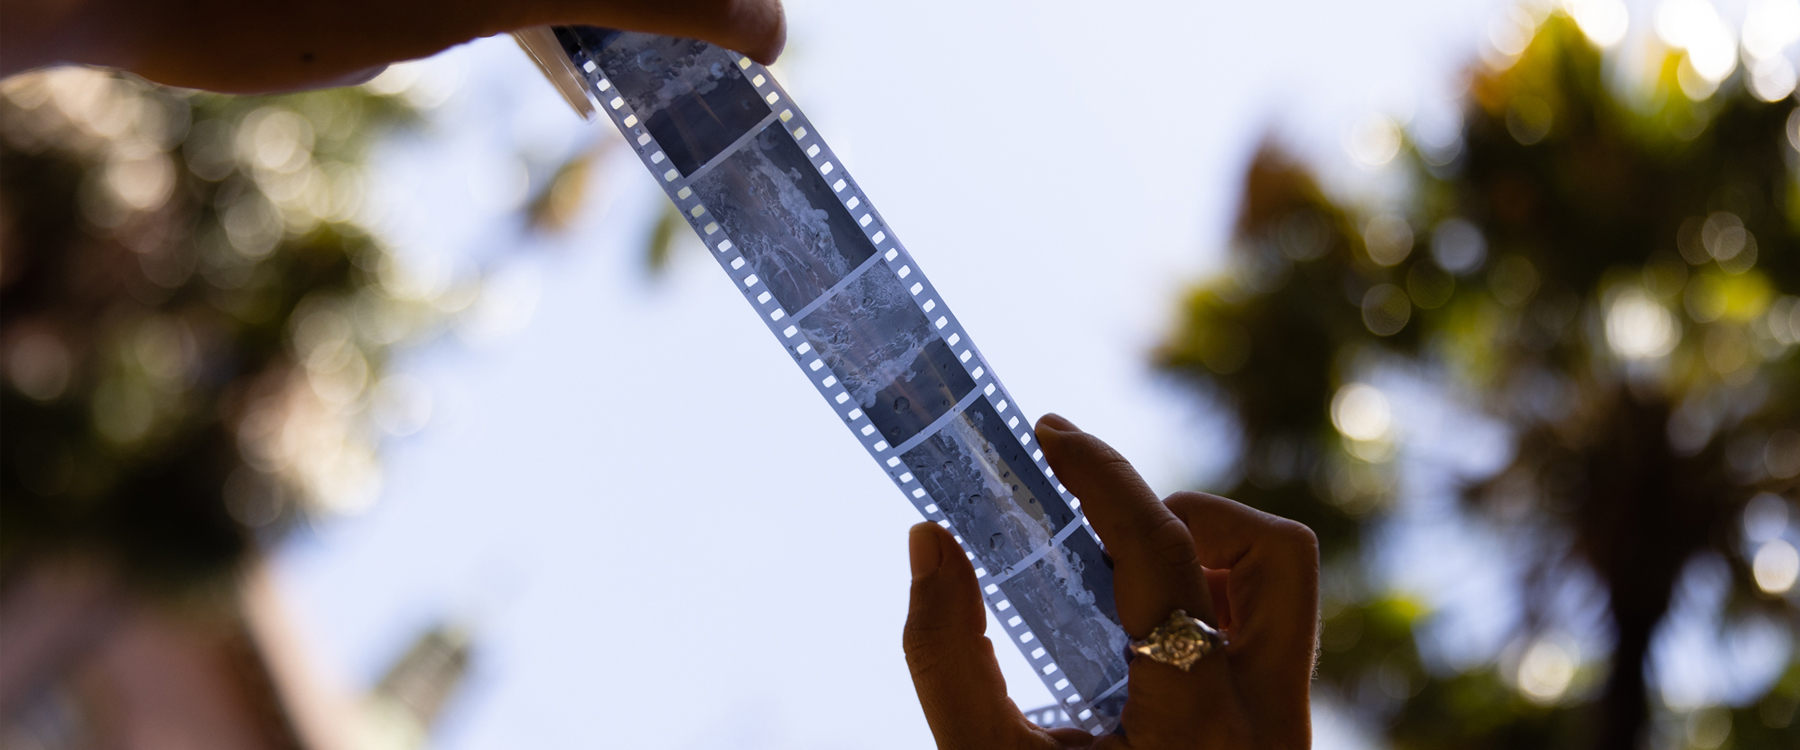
[908, 522, 942, 581]
[735, 0, 787, 64]
[738, 31, 784, 64]
[1035, 415, 1082, 461]
[322, 65, 388, 88]
[750, 25, 786, 64]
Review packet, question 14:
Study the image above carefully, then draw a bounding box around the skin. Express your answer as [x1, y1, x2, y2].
[0, 0, 786, 93]
[904, 413, 1320, 749]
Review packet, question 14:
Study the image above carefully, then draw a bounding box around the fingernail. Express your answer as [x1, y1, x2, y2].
[1037, 413, 1079, 433]
[908, 523, 941, 581]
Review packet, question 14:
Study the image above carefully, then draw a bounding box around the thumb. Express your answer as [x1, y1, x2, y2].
[903, 523, 1037, 750]
[539, 0, 788, 64]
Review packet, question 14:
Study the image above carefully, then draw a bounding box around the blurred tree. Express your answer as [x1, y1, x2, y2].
[1159, 11, 1798, 750]
[0, 67, 448, 589]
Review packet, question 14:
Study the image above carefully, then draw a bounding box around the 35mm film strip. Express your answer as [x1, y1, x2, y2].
[518, 27, 1132, 732]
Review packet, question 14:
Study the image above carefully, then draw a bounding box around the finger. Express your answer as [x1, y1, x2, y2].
[903, 523, 1048, 750]
[538, 0, 787, 63]
[76, 0, 784, 94]
[1166, 493, 1318, 740]
[1035, 414, 1213, 632]
[1036, 415, 1246, 749]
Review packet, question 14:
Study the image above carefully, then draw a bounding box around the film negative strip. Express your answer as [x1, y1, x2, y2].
[517, 27, 1132, 732]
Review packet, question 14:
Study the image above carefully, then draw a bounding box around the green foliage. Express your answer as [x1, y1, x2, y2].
[0, 69, 423, 588]
[1159, 14, 1798, 749]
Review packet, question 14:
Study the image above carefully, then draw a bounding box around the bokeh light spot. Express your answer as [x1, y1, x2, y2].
[1749, 56, 1798, 102]
[1518, 638, 1578, 703]
[1363, 214, 1414, 266]
[7, 332, 72, 402]
[104, 152, 175, 211]
[1489, 255, 1540, 307]
[1752, 539, 1799, 594]
[1488, 6, 1540, 59]
[1686, 707, 1732, 750]
[1431, 218, 1487, 274]
[238, 107, 314, 173]
[1767, 295, 1800, 345]
[1406, 262, 1455, 309]
[1361, 284, 1411, 336]
[1565, 0, 1629, 48]
[1701, 212, 1746, 261]
[1347, 115, 1402, 168]
[1742, 0, 1800, 61]
[1606, 289, 1677, 359]
[1702, 325, 1750, 377]
[1743, 493, 1791, 543]
[1657, 0, 1738, 90]
[1331, 384, 1392, 442]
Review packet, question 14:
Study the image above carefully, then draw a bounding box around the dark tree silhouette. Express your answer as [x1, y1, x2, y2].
[1159, 15, 1798, 750]
[1, 68, 424, 589]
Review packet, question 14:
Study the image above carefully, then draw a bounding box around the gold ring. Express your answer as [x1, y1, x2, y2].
[1127, 609, 1226, 671]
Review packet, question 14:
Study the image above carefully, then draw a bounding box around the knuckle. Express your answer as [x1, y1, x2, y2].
[1145, 514, 1198, 568]
[901, 624, 950, 668]
[1163, 490, 1211, 511]
[901, 626, 976, 682]
[1078, 437, 1147, 486]
[1084, 436, 1133, 470]
[1270, 518, 1320, 556]
[1055, 430, 1117, 461]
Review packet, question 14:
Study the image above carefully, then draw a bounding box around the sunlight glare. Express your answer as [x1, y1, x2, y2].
[1656, 0, 1738, 85]
[1606, 289, 1677, 360]
[1743, 0, 1800, 61]
[1331, 384, 1392, 442]
[1565, 0, 1630, 48]
[1489, 6, 1540, 59]
[1749, 56, 1799, 102]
